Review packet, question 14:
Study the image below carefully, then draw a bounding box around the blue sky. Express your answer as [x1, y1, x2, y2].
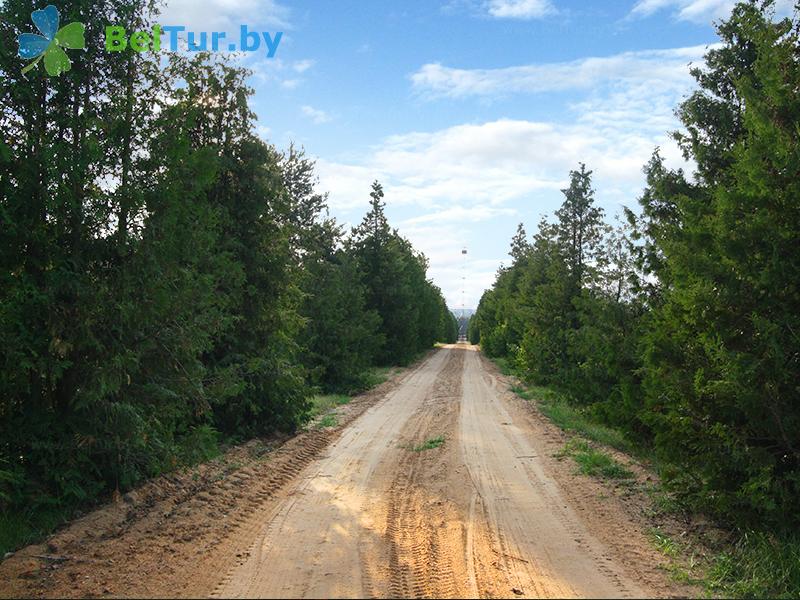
[160, 0, 785, 309]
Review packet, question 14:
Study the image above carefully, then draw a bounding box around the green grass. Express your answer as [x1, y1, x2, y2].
[0, 504, 75, 557]
[649, 527, 681, 558]
[534, 389, 634, 454]
[558, 438, 634, 480]
[358, 366, 394, 390]
[412, 436, 445, 452]
[308, 394, 351, 418]
[506, 380, 635, 455]
[493, 357, 515, 376]
[315, 414, 339, 429]
[307, 364, 400, 420]
[707, 531, 800, 598]
[496, 356, 634, 455]
[306, 365, 401, 429]
[504, 363, 636, 480]
[643, 482, 683, 517]
[337, 365, 401, 394]
[509, 384, 535, 400]
[646, 528, 710, 589]
[306, 394, 350, 430]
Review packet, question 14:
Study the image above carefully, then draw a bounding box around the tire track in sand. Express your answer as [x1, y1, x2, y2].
[458, 346, 646, 598]
[380, 348, 466, 599]
[212, 349, 451, 598]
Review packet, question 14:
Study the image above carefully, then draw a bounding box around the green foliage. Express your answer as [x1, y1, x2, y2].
[558, 439, 634, 480]
[643, 484, 684, 518]
[350, 181, 454, 366]
[0, 0, 449, 554]
[707, 532, 800, 598]
[444, 310, 460, 344]
[412, 436, 445, 452]
[283, 149, 384, 395]
[535, 388, 634, 455]
[492, 357, 516, 376]
[353, 366, 396, 393]
[177, 426, 221, 467]
[1, 0, 231, 510]
[0, 504, 75, 557]
[473, 1, 800, 534]
[308, 394, 351, 419]
[633, 4, 800, 527]
[315, 414, 339, 429]
[300, 220, 383, 394]
[649, 528, 680, 558]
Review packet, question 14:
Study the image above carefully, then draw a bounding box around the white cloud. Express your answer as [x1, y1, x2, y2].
[316, 116, 686, 220]
[256, 125, 272, 141]
[301, 105, 333, 124]
[629, 0, 795, 23]
[314, 163, 376, 211]
[486, 0, 555, 19]
[292, 59, 316, 73]
[316, 116, 682, 306]
[314, 111, 680, 308]
[157, 0, 291, 33]
[404, 205, 517, 225]
[246, 56, 315, 89]
[316, 44, 708, 306]
[411, 45, 710, 99]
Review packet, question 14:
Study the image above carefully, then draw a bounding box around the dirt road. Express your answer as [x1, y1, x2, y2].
[1, 345, 691, 599]
[212, 346, 648, 598]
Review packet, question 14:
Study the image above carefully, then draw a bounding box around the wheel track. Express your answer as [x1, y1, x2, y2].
[383, 349, 464, 599]
[208, 356, 439, 599]
[207, 432, 335, 598]
[459, 348, 648, 598]
[213, 349, 451, 598]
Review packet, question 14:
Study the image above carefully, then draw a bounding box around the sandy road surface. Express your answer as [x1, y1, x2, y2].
[214, 346, 648, 599]
[1, 345, 692, 599]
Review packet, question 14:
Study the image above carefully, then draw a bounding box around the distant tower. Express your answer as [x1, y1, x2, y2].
[460, 247, 468, 342]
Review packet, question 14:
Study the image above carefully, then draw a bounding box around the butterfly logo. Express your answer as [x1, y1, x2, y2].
[17, 5, 85, 77]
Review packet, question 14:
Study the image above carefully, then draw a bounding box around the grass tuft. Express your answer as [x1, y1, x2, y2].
[530, 388, 634, 454]
[643, 482, 683, 517]
[315, 414, 338, 429]
[649, 528, 680, 558]
[308, 394, 351, 419]
[558, 438, 634, 480]
[412, 436, 445, 452]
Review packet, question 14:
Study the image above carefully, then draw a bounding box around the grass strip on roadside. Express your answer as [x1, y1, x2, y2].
[556, 438, 634, 480]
